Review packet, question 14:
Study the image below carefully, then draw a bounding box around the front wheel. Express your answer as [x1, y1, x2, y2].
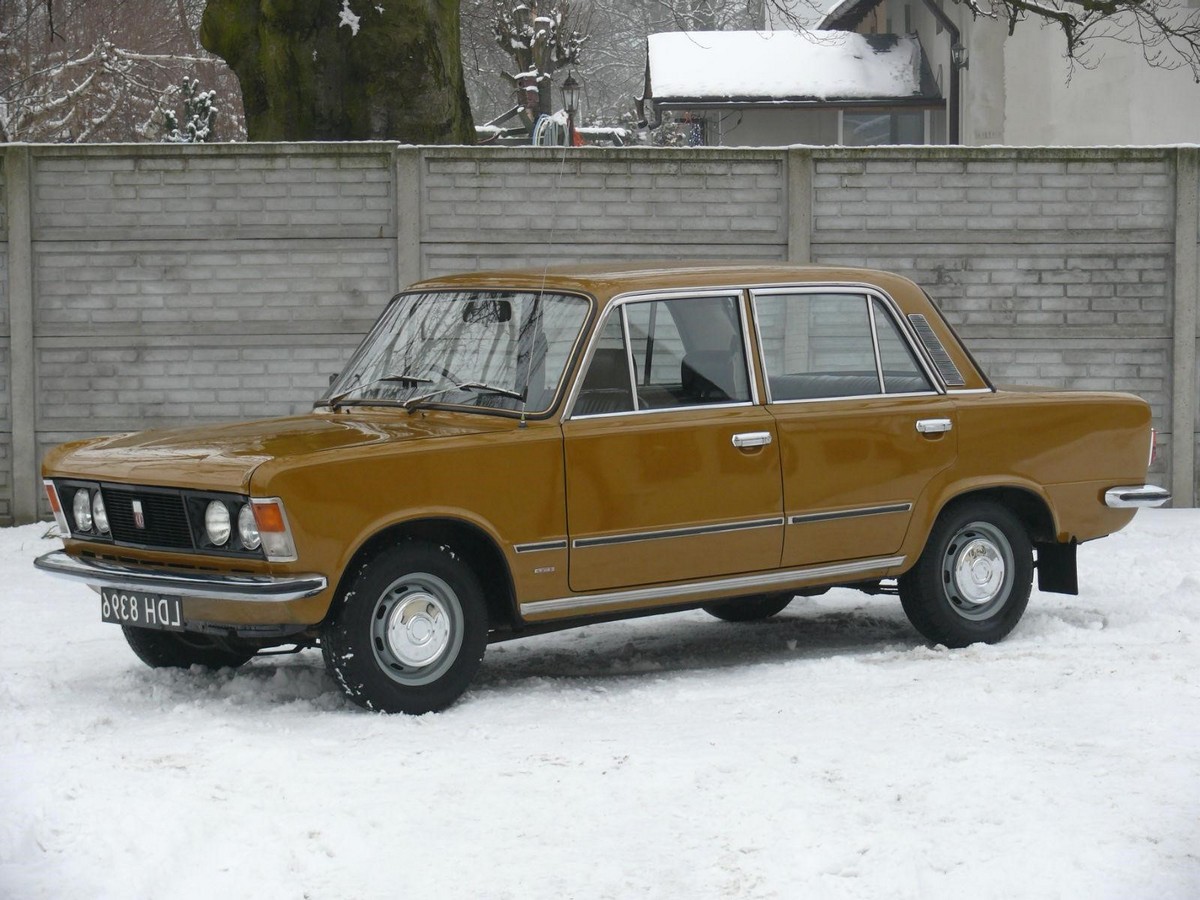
[321, 542, 488, 714]
[898, 501, 1032, 648]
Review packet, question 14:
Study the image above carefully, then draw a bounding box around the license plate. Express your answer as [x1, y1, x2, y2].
[101, 588, 185, 631]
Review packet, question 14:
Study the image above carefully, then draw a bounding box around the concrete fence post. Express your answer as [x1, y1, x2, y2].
[1172, 147, 1198, 508]
[787, 147, 813, 264]
[5, 147, 38, 524]
[395, 147, 423, 287]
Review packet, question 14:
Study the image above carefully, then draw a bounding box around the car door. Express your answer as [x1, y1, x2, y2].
[562, 291, 784, 594]
[751, 287, 957, 569]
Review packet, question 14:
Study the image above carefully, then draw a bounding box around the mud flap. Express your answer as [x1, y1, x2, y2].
[1035, 541, 1078, 595]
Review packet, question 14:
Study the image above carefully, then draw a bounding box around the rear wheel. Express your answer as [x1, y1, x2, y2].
[703, 593, 792, 623]
[122, 626, 255, 670]
[321, 541, 488, 714]
[899, 500, 1032, 647]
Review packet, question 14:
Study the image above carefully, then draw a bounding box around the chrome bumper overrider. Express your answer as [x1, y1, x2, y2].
[1104, 485, 1172, 509]
[33, 550, 327, 603]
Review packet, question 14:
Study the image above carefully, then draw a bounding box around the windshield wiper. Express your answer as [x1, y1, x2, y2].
[403, 381, 526, 413]
[323, 373, 433, 409]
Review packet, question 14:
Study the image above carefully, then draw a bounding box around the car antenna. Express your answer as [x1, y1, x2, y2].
[519, 126, 574, 429]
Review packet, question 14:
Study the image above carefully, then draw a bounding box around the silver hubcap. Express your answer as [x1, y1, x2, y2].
[370, 572, 463, 686]
[385, 593, 451, 667]
[942, 521, 1014, 621]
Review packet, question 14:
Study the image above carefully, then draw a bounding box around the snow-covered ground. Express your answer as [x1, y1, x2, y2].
[2, 512, 1198, 899]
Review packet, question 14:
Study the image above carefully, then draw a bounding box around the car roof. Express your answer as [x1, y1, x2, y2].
[408, 263, 921, 304]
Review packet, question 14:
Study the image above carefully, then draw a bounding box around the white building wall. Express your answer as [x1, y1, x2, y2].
[1000, 24, 1200, 145]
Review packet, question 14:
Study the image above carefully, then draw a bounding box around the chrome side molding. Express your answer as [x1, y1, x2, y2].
[1103, 485, 1171, 509]
[520, 554, 906, 618]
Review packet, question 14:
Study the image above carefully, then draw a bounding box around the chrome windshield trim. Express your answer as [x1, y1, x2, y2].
[572, 517, 785, 550]
[1103, 485, 1171, 509]
[514, 540, 568, 554]
[520, 554, 907, 617]
[788, 503, 913, 525]
[33, 550, 327, 602]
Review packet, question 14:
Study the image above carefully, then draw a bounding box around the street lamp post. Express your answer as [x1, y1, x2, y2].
[562, 71, 580, 145]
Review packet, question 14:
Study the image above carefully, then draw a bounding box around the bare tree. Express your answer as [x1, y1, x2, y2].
[0, 0, 242, 142]
[768, 0, 1200, 81]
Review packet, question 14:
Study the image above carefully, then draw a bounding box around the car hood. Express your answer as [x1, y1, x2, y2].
[43, 411, 510, 494]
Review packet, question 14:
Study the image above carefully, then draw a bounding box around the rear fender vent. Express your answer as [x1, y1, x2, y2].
[908, 314, 966, 387]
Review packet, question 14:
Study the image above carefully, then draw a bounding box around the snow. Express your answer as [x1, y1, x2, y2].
[648, 30, 924, 101]
[338, 0, 361, 36]
[2, 511, 1199, 898]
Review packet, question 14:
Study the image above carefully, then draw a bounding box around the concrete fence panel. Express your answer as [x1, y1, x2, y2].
[2, 143, 1196, 522]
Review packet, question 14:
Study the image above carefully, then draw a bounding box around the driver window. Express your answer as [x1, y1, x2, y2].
[624, 295, 750, 409]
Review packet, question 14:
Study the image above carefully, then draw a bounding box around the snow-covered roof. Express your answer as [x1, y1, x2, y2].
[645, 30, 938, 104]
[820, 0, 884, 30]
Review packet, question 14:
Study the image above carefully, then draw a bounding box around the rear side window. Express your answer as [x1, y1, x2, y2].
[754, 292, 933, 401]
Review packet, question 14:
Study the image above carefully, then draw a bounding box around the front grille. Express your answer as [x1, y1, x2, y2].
[103, 488, 195, 549]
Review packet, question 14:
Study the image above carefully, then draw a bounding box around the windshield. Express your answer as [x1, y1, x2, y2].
[319, 290, 591, 414]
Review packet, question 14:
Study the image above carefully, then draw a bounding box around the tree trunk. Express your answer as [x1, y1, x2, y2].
[200, 0, 475, 142]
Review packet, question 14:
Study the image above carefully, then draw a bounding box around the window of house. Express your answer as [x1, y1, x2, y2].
[842, 109, 926, 145]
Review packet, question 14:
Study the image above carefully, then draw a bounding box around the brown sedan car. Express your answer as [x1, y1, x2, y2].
[36, 264, 1168, 713]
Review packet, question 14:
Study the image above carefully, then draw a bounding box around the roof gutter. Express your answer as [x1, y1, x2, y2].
[920, 0, 963, 143]
[653, 97, 944, 112]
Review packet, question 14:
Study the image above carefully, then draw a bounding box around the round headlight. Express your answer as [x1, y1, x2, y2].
[238, 504, 261, 551]
[92, 491, 110, 534]
[205, 501, 231, 546]
[72, 489, 93, 532]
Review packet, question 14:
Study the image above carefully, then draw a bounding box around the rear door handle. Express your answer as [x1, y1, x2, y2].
[732, 431, 773, 449]
[915, 418, 953, 434]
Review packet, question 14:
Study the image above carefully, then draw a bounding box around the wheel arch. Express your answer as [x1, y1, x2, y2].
[327, 517, 519, 633]
[935, 484, 1058, 543]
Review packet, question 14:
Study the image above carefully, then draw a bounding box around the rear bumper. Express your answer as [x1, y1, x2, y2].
[33, 550, 327, 602]
[1104, 485, 1171, 509]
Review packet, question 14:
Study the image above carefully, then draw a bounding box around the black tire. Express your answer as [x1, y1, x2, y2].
[122, 626, 255, 670]
[703, 593, 792, 623]
[898, 500, 1032, 647]
[321, 541, 488, 714]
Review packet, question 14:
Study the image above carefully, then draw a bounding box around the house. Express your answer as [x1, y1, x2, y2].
[640, 29, 943, 146]
[642, 0, 1200, 146]
[831, 0, 1200, 144]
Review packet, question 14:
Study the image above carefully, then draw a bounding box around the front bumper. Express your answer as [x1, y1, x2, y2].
[33, 550, 327, 602]
[1104, 484, 1171, 509]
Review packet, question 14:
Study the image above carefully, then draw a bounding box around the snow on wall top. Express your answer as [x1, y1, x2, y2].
[647, 30, 923, 101]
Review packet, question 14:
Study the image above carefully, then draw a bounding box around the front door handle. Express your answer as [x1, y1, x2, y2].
[732, 431, 773, 449]
[915, 418, 953, 434]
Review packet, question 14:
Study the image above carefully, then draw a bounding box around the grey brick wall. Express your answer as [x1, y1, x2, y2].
[811, 149, 1181, 494]
[420, 149, 788, 275]
[1, 154, 10, 524]
[1, 143, 1196, 522]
